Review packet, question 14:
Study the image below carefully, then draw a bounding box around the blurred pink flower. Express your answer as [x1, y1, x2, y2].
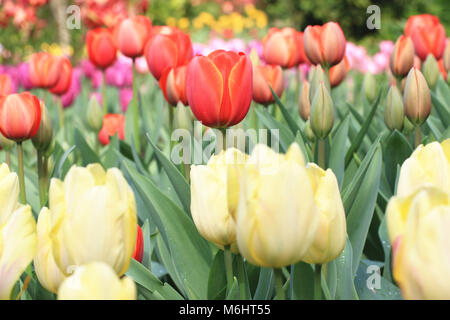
[119, 87, 133, 112]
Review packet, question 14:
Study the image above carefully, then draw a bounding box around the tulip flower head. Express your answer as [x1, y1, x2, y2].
[262, 28, 307, 68]
[390, 35, 415, 77]
[329, 56, 349, 88]
[0, 74, 13, 95]
[403, 67, 431, 126]
[186, 50, 252, 128]
[159, 64, 189, 106]
[86, 28, 117, 69]
[114, 16, 152, 58]
[32, 101, 53, 152]
[384, 85, 405, 131]
[309, 82, 334, 139]
[29, 52, 61, 89]
[98, 114, 125, 145]
[49, 56, 72, 96]
[252, 64, 283, 105]
[298, 80, 311, 121]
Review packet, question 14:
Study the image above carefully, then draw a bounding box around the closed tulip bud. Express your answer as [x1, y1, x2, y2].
[186, 50, 252, 128]
[0, 74, 13, 95]
[236, 144, 319, 268]
[444, 42, 450, 72]
[57, 262, 136, 300]
[403, 67, 431, 126]
[309, 65, 328, 102]
[329, 56, 349, 88]
[302, 163, 346, 264]
[32, 101, 53, 152]
[0, 92, 41, 142]
[304, 22, 346, 67]
[310, 82, 334, 139]
[132, 225, 144, 263]
[384, 85, 404, 131]
[42, 164, 137, 277]
[298, 80, 311, 121]
[190, 148, 247, 249]
[390, 35, 415, 77]
[422, 54, 440, 89]
[262, 28, 306, 68]
[49, 56, 72, 96]
[87, 96, 103, 132]
[29, 52, 61, 89]
[304, 119, 315, 142]
[363, 72, 377, 104]
[387, 187, 450, 299]
[0, 132, 15, 150]
[145, 26, 193, 81]
[159, 64, 188, 106]
[252, 64, 283, 105]
[174, 102, 193, 131]
[114, 16, 152, 58]
[86, 28, 117, 69]
[98, 114, 125, 145]
[0, 163, 36, 299]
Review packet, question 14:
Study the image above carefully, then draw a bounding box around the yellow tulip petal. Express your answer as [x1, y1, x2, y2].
[0, 164, 19, 225]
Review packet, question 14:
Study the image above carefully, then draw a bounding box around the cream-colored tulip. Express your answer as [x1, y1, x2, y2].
[302, 163, 346, 264]
[0, 163, 36, 300]
[391, 187, 450, 299]
[46, 164, 136, 277]
[396, 139, 450, 197]
[34, 207, 66, 293]
[190, 148, 247, 248]
[57, 262, 136, 300]
[236, 144, 319, 268]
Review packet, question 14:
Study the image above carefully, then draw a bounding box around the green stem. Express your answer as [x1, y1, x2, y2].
[414, 126, 422, 148]
[37, 151, 45, 207]
[168, 104, 174, 154]
[237, 258, 246, 300]
[274, 268, 285, 300]
[314, 264, 322, 300]
[5, 151, 10, 168]
[219, 128, 227, 151]
[102, 71, 108, 115]
[224, 245, 233, 293]
[58, 97, 64, 130]
[17, 142, 26, 204]
[318, 138, 326, 169]
[132, 60, 141, 152]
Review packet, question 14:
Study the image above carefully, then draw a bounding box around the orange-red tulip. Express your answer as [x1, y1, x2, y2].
[390, 35, 415, 77]
[132, 225, 144, 263]
[304, 22, 346, 67]
[86, 28, 117, 69]
[29, 52, 61, 89]
[186, 50, 252, 128]
[438, 59, 447, 80]
[404, 14, 446, 61]
[98, 114, 125, 145]
[262, 28, 307, 68]
[159, 64, 188, 106]
[145, 26, 193, 80]
[0, 92, 41, 141]
[329, 56, 349, 88]
[252, 64, 283, 105]
[114, 16, 152, 59]
[0, 74, 13, 95]
[49, 57, 72, 96]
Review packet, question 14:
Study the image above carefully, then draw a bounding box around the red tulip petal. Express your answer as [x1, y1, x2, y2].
[227, 53, 252, 126]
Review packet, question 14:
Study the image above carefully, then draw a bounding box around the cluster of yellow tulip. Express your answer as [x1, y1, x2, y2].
[386, 139, 450, 299]
[0, 163, 137, 300]
[190, 143, 347, 269]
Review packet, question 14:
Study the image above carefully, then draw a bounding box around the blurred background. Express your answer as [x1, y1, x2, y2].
[0, 0, 449, 64]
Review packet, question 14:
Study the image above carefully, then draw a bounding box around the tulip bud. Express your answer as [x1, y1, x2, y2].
[384, 85, 404, 131]
[329, 56, 349, 88]
[262, 28, 306, 68]
[310, 82, 334, 139]
[99, 114, 125, 145]
[444, 42, 450, 72]
[363, 72, 377, 104]
[422, 54, 440, 89]
[87, 96, 103, 132]
[86, 28, 117, 69]
[403, 67, 431, 126]
[32, 101, 53, 152]
[252, 64, 284, 105]
[309, 65, 329, 102]
[390, 35, 415, 77]
[298, 80, 311, 121]
[0, 132, 15, 150]
[132, 225, 144, 263]
[114, 16, 152, 58]
[304, 119, 315, 142]
[174, 102, 193, 131]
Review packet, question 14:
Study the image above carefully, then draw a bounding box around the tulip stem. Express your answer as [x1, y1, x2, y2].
[219, 128, 227, 150]
[414, 126, 422, 148]
[224, 246, 234, 294]
[102, 71, 108, 115]
[274, 268, 285, 300]
[168, 105, 174, 154]
[5, 151, 11, 168]
[132, 60, 141, 152]
[314, 264, 322, 300]
[37, 151, 49, 207]
[58, 97, 64, 130]
[16, 142, 27, 204]
[318, 138, 326, 169]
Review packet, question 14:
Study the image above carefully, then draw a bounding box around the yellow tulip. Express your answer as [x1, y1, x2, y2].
[0, 163, 36, 300]
[44, 164, 136, 278]
[190, 148, 247, 249]
[57, 262, 136, 300]
[302, 163, 347, 264]
[236, 144, 319, 268]
[391, 187, 450, 299]
[396, 139, 450, 197]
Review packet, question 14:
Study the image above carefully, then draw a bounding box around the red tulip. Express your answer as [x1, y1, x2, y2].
[438, 59, 447, 80]
[49, 57, 72, 96]
[114, 16, 152, 59]
[145, 26, 193, 80]
[132, 225, 144, 263]
[329, 56, 349, 88]
[86, 28, 117, 69]
[262, 28, 307, 68]
[404, 14, 446, 61]
[252, 64, 283, 105]
[186, 50, 252, 128]
[390, 35, 415, 77]
[159, 64, 188, 106]
[29, 52, 61, 89]
[304, 22, 346, 67]
[0, 92, 41, 141]
[0, 74, 13, 95]
[98, 114, 125, 145]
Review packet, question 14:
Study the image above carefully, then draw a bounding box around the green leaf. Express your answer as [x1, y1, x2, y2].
[207, 251, 227, 300]
[102, 134, 120, 169]
[431, 91, 450, 127]
[290, 262, 314, 300]
[270, 86, 304, 140]
[255, 107, 294, 152]
[74, 128, 101, 165]
[226, 278, 240, 300]
[253, 267, 274, 300]
[294, 132, 312, 162]
[378, 215, 392, 281]
[383, 130, 412, 192]
[329, 115, 350, 188]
